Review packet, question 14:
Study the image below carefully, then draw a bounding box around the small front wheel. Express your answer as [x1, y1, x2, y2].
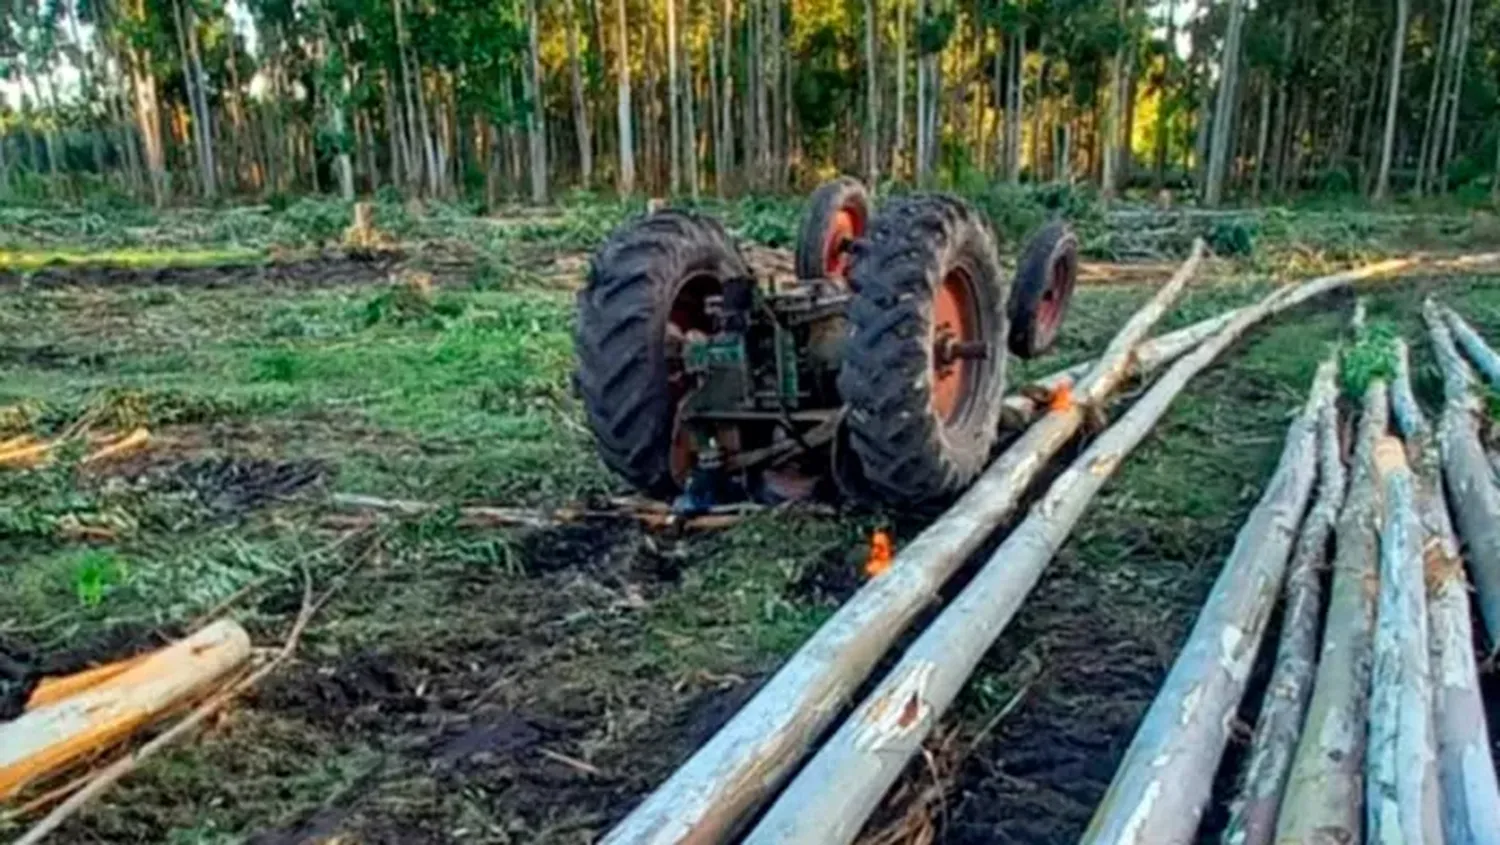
[795, 177, 870, 283]
[1007, 221, 1079, 358]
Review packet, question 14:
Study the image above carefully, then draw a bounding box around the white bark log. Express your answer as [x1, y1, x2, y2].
[1431, 305, 1500, 651]
[1444, 307, 1500, 389]
[1007, 257, 1417, 427]
[1080, 361, 1333, 845]
[601, 241, 1206, 845]
[1398, 318, 1500, 845]
[1221, 362, 1346, 845]
[1366, 442, 1443, 845]
[1276, 380, 1390, 843]
[748, 263, 1331, 845]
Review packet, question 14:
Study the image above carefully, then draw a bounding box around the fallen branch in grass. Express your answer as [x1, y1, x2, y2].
[601, 239, 1209, 845]
[1365, 438, 1443, 844]
[1221, 359, 1347, 845]
[1431, 305, 1500, 650]
[1077, 360, 1333, 845]
[1392, 326, 1500, 844]
[0, 620, 252, 801]
[324, 492, 797, 532]
[11, 536, 376, 845]
[744, 264, 1336, 845]
[1276, 380, 1389, 843]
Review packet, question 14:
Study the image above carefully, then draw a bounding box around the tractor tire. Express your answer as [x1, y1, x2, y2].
[1006, 220, 1079, 358]
[575, 210, 750, 498]
[795, 177, 870, 282]
[837, 194, 1009, 506]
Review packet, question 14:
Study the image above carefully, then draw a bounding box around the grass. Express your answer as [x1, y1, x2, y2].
[0, 246, 263, 272]
[3, 198, 1500, 842]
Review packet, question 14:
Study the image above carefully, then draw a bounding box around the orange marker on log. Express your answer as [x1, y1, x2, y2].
[864, 530, 894, 578]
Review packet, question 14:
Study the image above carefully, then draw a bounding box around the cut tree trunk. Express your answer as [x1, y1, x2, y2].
[1081, 360, 1333, 845]
[1275, 379, 1390, 844]
[601, 241, 1206, 845]
[1221, 360, 1346, 845]
[1366, 439, 1443, 845]
[1432, 305, 1500, 650]
[1444, 306, 1500, 388]
[1396, 319, 1500, 845]
[0, 620, 250, 799]
[750, 267, 1333, 845]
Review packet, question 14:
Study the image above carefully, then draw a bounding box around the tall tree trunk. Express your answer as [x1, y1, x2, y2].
[172, 0, 216, 199]
[564, 0, 594, 187]
[685, 40, 701, 200]
[1416, 0, 1454, 195]
[1437, 0, 1471, 193]
[1031, 46, 1047, 179]
[709, 35, 724, 196]
[863, 0, 879, 184]
[615, 0, 636, 193]
[767, 0, 782, 188]
[754, 0, 770, 184]
[1101, 0, 1128, 199]
[1008, 29, 1022, 182]
[1205, 0, 1245, 206]
[525, 0, 548, 203]
[894, 0, 907, 179]
[668, 0, 682, 194]
[127, 46, 167, 206]
[1251, 72, 1271, 199]
[1373, 0, 1409, 202]
[719, 0, 735, 194]
[915, 0, 930, 186]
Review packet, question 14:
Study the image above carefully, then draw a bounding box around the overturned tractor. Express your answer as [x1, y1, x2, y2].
[575, 178, 1078, 510]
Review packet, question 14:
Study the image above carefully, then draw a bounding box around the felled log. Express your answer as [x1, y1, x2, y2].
[600, 241, 1209, 845]
[743, 268, 1337, 845]
[1444, 306, 1500, 388]
[1366, 440, 1444, 844]
[325, 492, 775, 532]
[1392, 324, 1500, 845]
[1275, 379, 1389, 843]
[0, 620, 251, 800]
[1429, 304, 1500, 649]
[1003, 256, 1417, 429]
[1221, 361, 1347, 845]
[1077, 361, 1333, 845]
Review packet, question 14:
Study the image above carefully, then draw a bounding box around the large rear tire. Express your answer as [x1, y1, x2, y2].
[575, 210, 750, 497]
[795, 177, 870, 282]
[1007, 220, 1079, 358]
[837, 194, 1009, 506]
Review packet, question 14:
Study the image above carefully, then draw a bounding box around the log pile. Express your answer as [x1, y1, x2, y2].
[1080, 304, 1500, 845]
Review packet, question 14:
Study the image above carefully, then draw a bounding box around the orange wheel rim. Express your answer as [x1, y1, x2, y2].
[931, 268, 977, 421]
[822, 206, 865, 281]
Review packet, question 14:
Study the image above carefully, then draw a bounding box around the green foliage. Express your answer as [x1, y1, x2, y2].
[268, 198, 351, 247]
[253, 348, 309, 383]
[1341, 320, 1399, 399]
[1208, 220, 1255, 256]
[72, 549, 129, 607]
